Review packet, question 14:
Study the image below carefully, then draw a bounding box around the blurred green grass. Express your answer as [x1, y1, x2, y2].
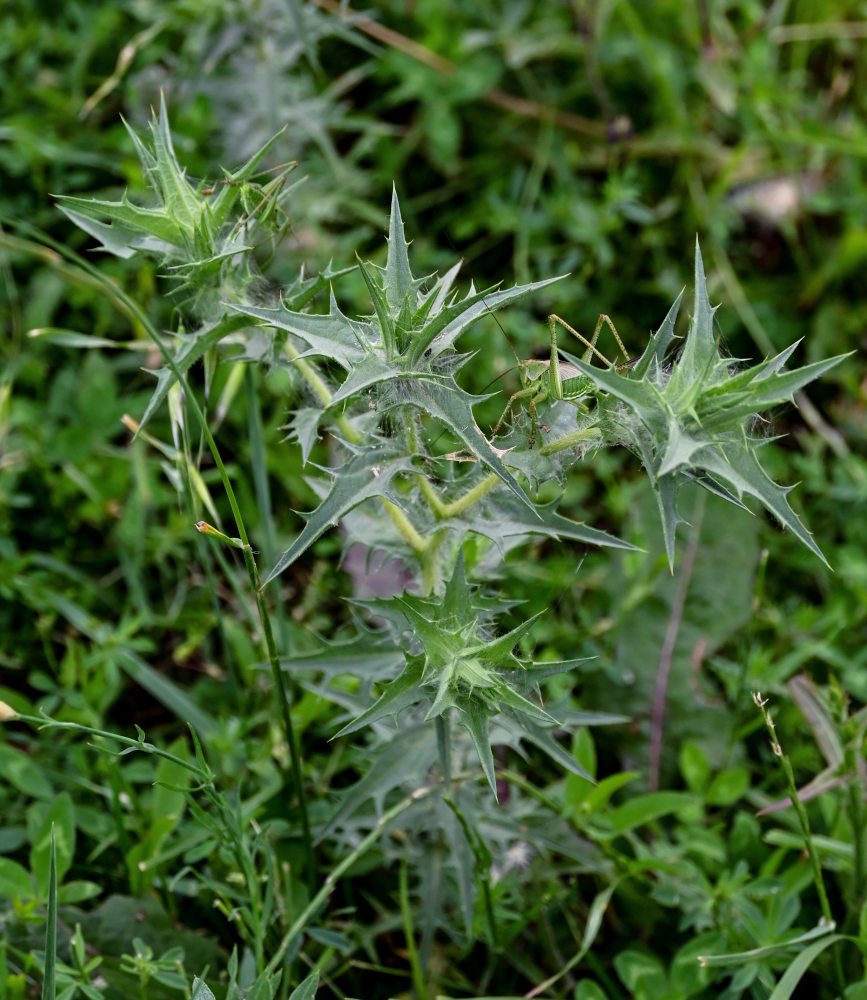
[2, 1, 866, 995]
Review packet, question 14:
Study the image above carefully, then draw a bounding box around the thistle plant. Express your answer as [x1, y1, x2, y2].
[46, 102, 847, 960]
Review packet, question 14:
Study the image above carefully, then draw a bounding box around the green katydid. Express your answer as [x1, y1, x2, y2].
[492, 312, 632, 446]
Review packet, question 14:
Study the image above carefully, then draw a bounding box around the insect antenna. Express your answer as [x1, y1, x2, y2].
[443, 236, 521, 365]
[481, 364, 522, 393]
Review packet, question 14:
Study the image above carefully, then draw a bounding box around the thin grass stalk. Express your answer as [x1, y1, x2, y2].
[753, 692, 845, 993]
[41, 828, 56, 1000]
[264, 783, 439, 978]
[435, 715, 452, 793]
[245, 366, 289, 650]
[399, 858, 429, 1000]
[7, 713, 213, 782]
[4, 220, 316, 883]
[175, 419, 245, 700]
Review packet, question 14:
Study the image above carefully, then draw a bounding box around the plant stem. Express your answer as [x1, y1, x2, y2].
[752, 692, 845, 992]
[383, 500, 429, 555]
[439, 472, 499, 518]
[419, 528, 448, 594]
[847, 778, 866, 915]
[753, 693, 835, 923]
[264, 783, 439, 977]
[246, 546, 315, 873]
[647, 489, 704, 792]
[399, 858, 430, 1000]
[12, 223, 316, 882]
[416, 473, 448, 517]
[539, 426, 602, 456]
[245, 366, 289, 649]
[6, 714, 213, 782]
[282, 340, 334, 408]
[435, 714, 452, 793]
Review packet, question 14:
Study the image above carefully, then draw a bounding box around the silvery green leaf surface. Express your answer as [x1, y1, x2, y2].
[264, 450, 412, 584]
[567, 242, 846, 566]
[228, 295, 369, 370]
[404, 379, 534, 510]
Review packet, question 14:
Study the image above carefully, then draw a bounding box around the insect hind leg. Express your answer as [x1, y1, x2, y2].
[549, 313, 627, 367]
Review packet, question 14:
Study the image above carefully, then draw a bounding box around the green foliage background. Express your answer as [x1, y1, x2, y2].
[1, 1, 866, 999]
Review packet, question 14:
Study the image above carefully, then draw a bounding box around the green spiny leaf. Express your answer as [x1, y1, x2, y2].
[57, 194, 188, 250]
[408, 275, 565, 365]
[633, 289, 684, 377]
[263, 451, 412, 584]
[700, 441, 828, 565]
[385, 186, 416, 315]
[466, 495, 635, 552]
[465, 612, 543, 663]
[333, 657, 424, 738]
[405, 379, 535, 511]
[228, 293, 369, 370]
[357, 255, 397, 359]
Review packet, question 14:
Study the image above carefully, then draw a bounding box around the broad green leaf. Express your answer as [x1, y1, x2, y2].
[679, 741, 711, 793]
[31, 796, 74, 898]
[614, 948, 668, 998]
[670, 933, 723, 996]
[705, 767, 749, 806]
[0, 858, 33, 900]
[305, 927, 353, 952]
[191, 978, 218, 1000]
[0, 744, 55, 799]
[593, 791, 696, 837]
[287, 971, 319, 1000]
[56, 881, 101, 904]
[582, 771, 641, 816]
[575, 982, 609, 1000]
